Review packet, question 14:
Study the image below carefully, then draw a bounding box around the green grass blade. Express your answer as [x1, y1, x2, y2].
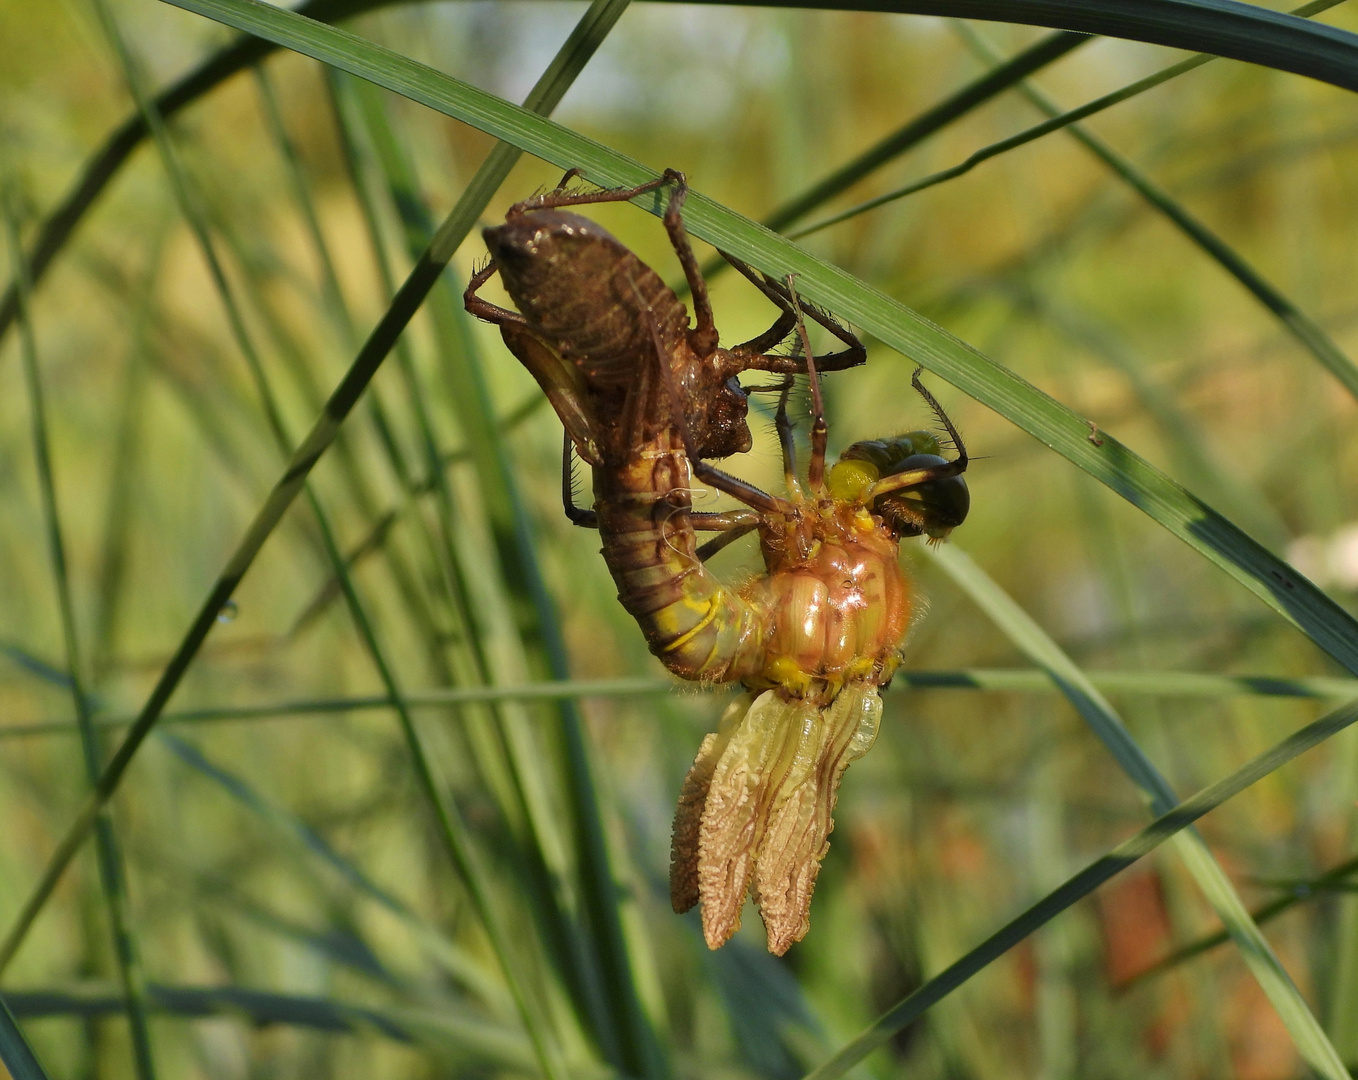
[9, 669, 1358, 741]
[927, 542, 1351, 1078]
[89, 233, 161, 683]
[3, 194, 158, 1080]
[252, 62, 359, 344]
[954, 16, 1358, 404]
[1026, 766, 1078, 1080]
[0, 995, 52, 1080]
[801, 693, 1358, 1080]
[152, 0, 1358, 677]
[5, 985, 547, 1069]
[663, 0, 1358, 92]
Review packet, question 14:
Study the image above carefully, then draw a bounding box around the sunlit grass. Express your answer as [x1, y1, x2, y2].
[2, 2, 1358, 1078]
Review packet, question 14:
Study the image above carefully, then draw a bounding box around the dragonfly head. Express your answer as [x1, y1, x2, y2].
[692, 375, 753, 459]
[829, 432, 969, 540]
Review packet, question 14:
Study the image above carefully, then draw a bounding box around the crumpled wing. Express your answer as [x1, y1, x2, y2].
[670, 695, 747, 915]
[753, 684, 882, 954]
[668, 685, 884, 954]
[695, 690, 817, 950]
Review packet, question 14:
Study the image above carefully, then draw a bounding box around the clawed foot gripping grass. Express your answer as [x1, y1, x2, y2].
[2, 1, 1358, 1077]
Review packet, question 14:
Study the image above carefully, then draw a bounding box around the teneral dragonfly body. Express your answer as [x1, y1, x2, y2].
[466, 171, 968, 953]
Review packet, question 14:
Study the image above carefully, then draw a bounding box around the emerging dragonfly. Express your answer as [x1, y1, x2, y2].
[466, 171, 969, 953]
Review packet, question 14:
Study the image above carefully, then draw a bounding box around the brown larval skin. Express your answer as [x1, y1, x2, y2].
[479, 209, 770, 682]
[484, 210, 753, 465]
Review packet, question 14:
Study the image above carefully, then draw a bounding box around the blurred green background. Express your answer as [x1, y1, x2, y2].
[2, 1, 1358, 1077]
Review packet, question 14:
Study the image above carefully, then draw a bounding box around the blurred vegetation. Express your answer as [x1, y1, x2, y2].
[2, 1, 1358, 1078]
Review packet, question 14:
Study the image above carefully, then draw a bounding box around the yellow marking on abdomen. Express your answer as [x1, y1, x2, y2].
[660, 592, 722, 654]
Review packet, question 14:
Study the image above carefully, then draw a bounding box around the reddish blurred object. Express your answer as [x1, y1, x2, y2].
[1097, 868, 1173, 988]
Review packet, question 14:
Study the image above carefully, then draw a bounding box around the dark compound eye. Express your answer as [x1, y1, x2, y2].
[873, 453, 970, 539]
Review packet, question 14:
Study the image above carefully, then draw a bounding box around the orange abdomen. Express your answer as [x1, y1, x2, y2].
[753, 535, 910, 688]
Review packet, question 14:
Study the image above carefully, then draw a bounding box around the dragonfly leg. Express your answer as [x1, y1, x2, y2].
[692, 509, 761, 531]
[784, 275, 828, 492]
[689, 458, 794, 516]
[695, 520, 758, 562]
[866, 455, 967, 500]
[463, 259, 528, 328]
[508, 168, 684, 216]
[863, 376, 968, 505]
[550, 167, 584, 192]
[562, 432, 598, 527]
[720, 254, 865, 373]
[912, 367, 968, 467]
[722, 253, 795, 354]
[659, 181, 719, 358]
[771, 377, 803, 499]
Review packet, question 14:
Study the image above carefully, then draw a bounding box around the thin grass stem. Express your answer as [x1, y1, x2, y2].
[3, 192, 158, 1080]
[791, 0, 1351, 239]
[7, 669, 1356, 741]
[1, 984, 597, 1071]
[952, 11, 1358, 401]
[0, 0, 413, 352]
[0, 992, 52, 1080]
[1125, 853, 1358, 987]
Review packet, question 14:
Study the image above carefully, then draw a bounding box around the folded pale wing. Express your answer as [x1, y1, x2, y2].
[695, 691, 806, 948]
[754, 684, 883, 954]
[670, 696, 746, 914]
